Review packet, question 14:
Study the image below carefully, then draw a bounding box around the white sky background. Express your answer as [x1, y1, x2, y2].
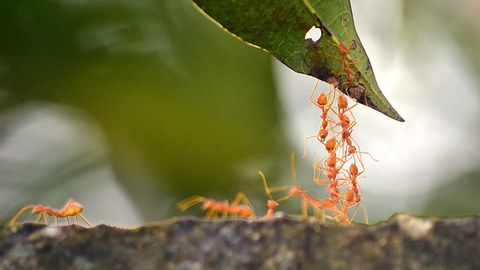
[274, 0, 480, 221]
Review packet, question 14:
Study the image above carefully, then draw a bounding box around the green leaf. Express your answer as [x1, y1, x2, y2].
[190, 0, 404, 122]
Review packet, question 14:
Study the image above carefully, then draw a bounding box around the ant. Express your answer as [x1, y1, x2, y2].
[277, 153, 344, 221]
[8, 199, 92, 227]
[340, 163, 369, 224]
[304, 82, 337, 158]
[177, 193, 254, 219]
[278, 186, 338, 220]
[329, 93, 365, 162]
[334, 19, 361, 90]
[316, 139, 350, 203]
[322, 18, 370, 105]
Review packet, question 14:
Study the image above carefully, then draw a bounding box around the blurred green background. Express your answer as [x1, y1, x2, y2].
[1, 0, 479, 226]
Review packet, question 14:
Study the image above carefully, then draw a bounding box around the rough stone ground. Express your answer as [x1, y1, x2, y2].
[0, 213, 479, 270]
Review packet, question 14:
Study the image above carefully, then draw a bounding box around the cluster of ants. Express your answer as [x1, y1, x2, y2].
[177, 81, 370, 224]
[177, 20, 372, 223]
[7, 80, 367, 228]
[302, 81, 370, 223]
[7, 18, 371, 227]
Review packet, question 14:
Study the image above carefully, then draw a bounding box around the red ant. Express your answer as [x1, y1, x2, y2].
[311, 139, 341, 192]
[277, 153, 344, 221]
[177, 193, 254, 219]
[340, 163, 369, 224]
[334, 19, 361, 89]
[329, 93, 362, 161]
[278, 186, 338, 220]
[336, 19, 372, 106]
[320, 141, 350, 203]
[8, 199, 92, 227]
[322, 19, 370, 105]
[304, 82, 337, 158]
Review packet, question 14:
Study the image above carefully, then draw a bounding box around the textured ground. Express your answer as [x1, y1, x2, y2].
[1, 213, 479, 270]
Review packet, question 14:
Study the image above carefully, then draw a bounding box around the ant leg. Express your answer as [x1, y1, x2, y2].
[348, 201, 369, 224]
[231, 192, 255, 217]
[205, 209, 216, 219]
[308, 80, 322, 109]
[44, 214, 50, 225]
[78, 214, 93, 227]
[313, 155, 329, 186]
[303, 135, 317, 159]
[35, 213, 43, 223]
[290, 152, 299, 187]
[7, 205, 34, 226]
[176, 196, 205, 212]
[349, 136, 378, 174]
[301, 201, 309, 218]
[259, 171, 274, 201]
[258, 171, 281, 220]
[360, 202, 369, 224]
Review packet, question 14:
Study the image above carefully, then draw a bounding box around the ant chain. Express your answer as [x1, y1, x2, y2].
[302, 81, 372, 223]
[175, 79, 373, 224]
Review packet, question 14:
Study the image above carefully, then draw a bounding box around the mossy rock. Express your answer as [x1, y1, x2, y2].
[1, 214, 479, 269]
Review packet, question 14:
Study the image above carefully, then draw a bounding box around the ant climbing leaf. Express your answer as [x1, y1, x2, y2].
[190, 0, 404, 122]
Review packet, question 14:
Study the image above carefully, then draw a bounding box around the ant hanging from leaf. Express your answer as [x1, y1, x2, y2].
[304, 82, 337, 158]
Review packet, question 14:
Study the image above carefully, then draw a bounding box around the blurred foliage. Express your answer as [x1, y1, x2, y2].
[402, 0, 480, 217]
[402, 0, 480, 81]
[421, 169, 480, 217]
[191, 0, 404, 121]
[0, 0, 289, 221]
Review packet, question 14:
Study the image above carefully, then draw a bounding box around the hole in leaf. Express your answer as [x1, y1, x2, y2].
[305, 26, 322, 43]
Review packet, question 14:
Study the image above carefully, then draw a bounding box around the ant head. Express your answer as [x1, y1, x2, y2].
[316, 93, 328, 106]
[325, 138, 337, 152]
[337, 95, 348, 109]
[267, 200, 279, 209]
[318, 129, 328, 141]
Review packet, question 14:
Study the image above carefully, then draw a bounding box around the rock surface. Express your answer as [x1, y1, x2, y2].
[0, 214, 479, 270]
